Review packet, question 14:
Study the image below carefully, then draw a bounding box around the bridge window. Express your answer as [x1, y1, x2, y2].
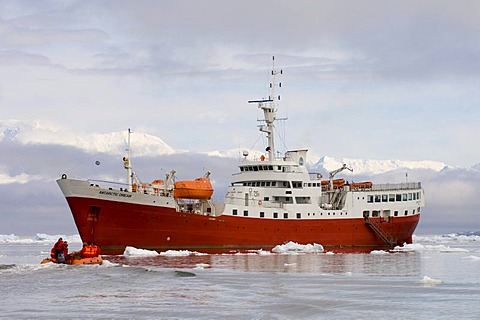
[382, 195, 388, 202]
[367, 195, 374, 203]
[402, 194, 408, 201]
[389, 194, 395, 202]
[408, 193, 413, 200]
[396, 194, 402, 201]
[375, 195, 381, 203]
[295, 197, 311, 204]
[292, 181, 303, 188]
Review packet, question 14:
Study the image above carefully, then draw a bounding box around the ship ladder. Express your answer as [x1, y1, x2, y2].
[365, 218, 397, 247]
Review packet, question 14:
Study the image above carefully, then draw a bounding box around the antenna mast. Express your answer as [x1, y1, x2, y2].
[123, 128, 133, 192]
[248, 56, 282, 161]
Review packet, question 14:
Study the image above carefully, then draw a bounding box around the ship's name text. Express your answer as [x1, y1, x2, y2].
[99, 190, 132, 198]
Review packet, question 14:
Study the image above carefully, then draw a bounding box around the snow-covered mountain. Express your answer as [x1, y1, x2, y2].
[0, 119, 474, 175]
[1, 120, 175, 156]
[311, 156, 448, 176]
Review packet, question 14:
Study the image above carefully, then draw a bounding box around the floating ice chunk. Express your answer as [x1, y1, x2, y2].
[194, 263, 210, 269]
[419, 276, 443, 286]
[461, 255, 480, 261]
[439, 247, 469, 253]
[0, 234, 19, 242]
[370, 250, 389, 255]
[413, 233, 480, 244]
[159, 250, 197, 256]
[123, 246, 159, 257]
[100, 260, 120, 267]
[393, 243, 424, 252]
[0, 233, 82, 244]
[394, 243, 468, 253]
[272, 241, 324, 254]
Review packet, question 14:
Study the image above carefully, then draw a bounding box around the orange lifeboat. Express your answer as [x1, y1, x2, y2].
[174, 177, 213, 199]
[321, 179, 345, 188]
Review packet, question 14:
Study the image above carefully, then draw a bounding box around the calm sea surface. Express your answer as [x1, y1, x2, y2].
[1, 234, 479, 319]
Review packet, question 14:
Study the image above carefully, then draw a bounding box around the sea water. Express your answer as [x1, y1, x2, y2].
[0, 233, 479, 319]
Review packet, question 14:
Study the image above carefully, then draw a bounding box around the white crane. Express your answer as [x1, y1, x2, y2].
[329, 164, 353, 191]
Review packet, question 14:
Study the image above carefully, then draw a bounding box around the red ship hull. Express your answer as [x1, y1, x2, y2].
[66, 196, 420, 255]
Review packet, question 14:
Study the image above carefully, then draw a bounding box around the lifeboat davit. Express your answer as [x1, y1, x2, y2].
[174, 177, 213, 199]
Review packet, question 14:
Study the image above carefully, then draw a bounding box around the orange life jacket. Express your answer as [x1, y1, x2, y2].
[82, 245, 95, 258]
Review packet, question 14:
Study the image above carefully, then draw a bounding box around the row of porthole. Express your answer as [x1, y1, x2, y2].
[231, 209, 348, 218]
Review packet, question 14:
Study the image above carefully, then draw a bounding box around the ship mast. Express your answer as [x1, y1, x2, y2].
[249, 56, 282, 161]
[123, 128, 133, 192]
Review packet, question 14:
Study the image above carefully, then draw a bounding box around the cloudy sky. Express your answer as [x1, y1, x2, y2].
[1, 0, 479, 166]
[1, 1, 480, 236]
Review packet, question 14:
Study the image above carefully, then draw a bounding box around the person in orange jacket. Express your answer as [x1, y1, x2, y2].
[80, 242, 88, 258]
[50, 238, 64, 258]
[92, 242, 101, 257]
[80, 242, 96, 258]
[62, 241, 69, 257]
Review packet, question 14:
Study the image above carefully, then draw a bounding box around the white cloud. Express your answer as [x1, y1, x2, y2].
[1, 0, 480, 169]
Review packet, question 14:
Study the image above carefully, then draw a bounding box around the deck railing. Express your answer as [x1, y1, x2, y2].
[369, 182, 422, 191]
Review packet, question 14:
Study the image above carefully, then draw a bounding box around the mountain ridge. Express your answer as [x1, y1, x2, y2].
[1, 119, 476, 174]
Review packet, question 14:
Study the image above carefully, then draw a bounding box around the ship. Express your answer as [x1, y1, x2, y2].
[57, 57, 424, 254]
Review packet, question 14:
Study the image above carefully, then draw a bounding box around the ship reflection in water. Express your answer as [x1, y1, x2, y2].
[106, 251, 421, 276]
